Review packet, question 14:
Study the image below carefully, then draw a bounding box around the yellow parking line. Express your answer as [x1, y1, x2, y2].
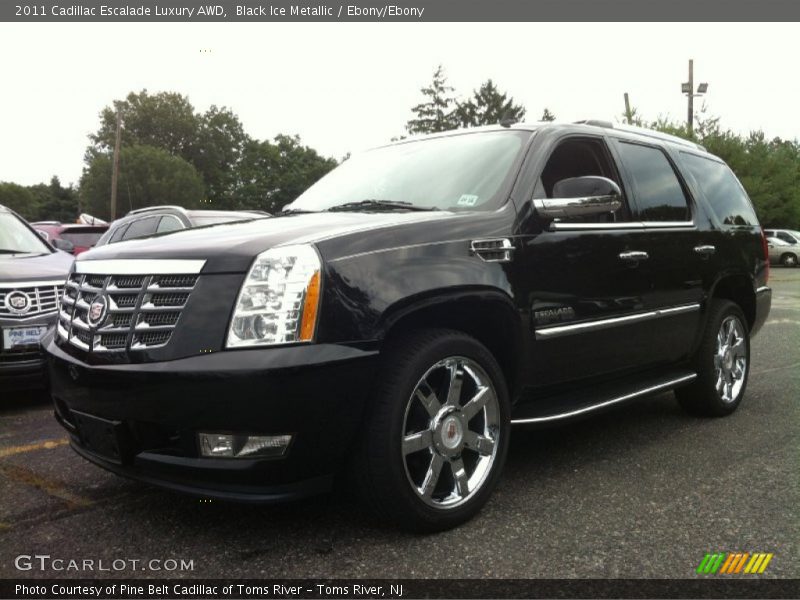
[0, 463, 91, 510]
[0, 438, 68, 459]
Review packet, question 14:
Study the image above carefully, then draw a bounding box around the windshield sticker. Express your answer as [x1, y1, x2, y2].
[457, 194, 479, 207]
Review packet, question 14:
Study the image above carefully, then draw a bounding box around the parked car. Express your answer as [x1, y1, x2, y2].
[32, 222, 109, 256]
[766, 236, 798, 267]
[764, 228, 800, 247]
[94, 206, 270, 247]
[45, 121, 770, 531]
[1, 205, 73, 389]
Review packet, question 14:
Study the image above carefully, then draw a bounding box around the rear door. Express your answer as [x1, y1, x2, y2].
[609, 139, 705, 363]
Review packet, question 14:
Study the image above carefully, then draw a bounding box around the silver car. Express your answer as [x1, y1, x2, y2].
[766, 236, 799, 267]
[1, 205, 72, 389]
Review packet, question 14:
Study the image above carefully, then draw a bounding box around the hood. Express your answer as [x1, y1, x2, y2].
[76, 211, 458, 273]
[0, 250, 74, 283]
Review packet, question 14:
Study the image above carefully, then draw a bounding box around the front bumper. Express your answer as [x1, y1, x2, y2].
[0, 352, 47, 390]
[46, 337, 378, 501]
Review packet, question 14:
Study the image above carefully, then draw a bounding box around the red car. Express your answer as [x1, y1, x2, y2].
[32, 222, 109, 256]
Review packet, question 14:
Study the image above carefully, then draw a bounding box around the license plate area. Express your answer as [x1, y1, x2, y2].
[2, 325, 47, 351]
[71, 410, 133, 464]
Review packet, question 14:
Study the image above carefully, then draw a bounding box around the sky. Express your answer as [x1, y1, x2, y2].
[1, 22, 800, 187]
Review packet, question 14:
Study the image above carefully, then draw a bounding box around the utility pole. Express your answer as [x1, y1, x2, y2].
[623, 93, 633, 124]
[110, 107, 123, 220]
[687, 59, 694, 133]
[681, 59, 708, 136]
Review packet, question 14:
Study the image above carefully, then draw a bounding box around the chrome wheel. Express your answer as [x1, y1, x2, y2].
[714, 315, 747, 403]
[401, 356, 500, 509]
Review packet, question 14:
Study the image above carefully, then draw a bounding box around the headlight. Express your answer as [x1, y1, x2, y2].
[226, 244, 322, 347]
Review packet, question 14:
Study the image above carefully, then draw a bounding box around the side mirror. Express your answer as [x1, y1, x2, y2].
[533, 176, 622, 219]
[52, 238, 75, 254]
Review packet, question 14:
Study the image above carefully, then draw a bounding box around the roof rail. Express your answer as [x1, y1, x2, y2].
[127, 205, 188, 215]
[573, 120, 706, 152]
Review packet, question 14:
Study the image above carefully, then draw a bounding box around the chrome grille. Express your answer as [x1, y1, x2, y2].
[58, 272, 198, 353]
[0, 282, 65, 319]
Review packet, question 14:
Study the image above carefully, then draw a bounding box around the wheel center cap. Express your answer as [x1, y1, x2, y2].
[723, 350, 733, 370]
[440, 415, 463, 450]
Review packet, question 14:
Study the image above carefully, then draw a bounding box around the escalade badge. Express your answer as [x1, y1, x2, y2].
[87, 295, 108, 327]
[5, 291, 31, 315]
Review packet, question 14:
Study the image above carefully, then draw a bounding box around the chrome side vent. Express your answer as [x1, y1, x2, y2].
[470, 238, 515, 263]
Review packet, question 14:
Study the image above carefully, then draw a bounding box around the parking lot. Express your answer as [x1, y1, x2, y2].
[1, 270, 798, 580]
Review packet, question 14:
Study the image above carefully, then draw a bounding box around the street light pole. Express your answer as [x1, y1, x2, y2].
[682, 59, 708, 136]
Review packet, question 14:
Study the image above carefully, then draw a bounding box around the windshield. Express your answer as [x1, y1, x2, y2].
[286, 130, 531, 213]
[0, 211, 51, 254]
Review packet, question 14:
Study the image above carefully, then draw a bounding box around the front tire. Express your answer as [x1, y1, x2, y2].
[355, 329, 510, 532]
[676, 300, 750, 417]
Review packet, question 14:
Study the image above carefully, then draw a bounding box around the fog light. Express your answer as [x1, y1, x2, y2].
[198, 433, 292, 458]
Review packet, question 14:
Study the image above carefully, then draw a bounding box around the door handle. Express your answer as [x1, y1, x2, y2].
[694, 245, 716, 256]
[619, 250, 649, 262]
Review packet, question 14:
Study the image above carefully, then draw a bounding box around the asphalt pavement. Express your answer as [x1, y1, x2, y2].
[1, 270, 798, 579]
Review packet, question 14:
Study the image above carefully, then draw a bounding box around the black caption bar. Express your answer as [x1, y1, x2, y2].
[4, 0, 800, 22]
[2, 579, 800, 599]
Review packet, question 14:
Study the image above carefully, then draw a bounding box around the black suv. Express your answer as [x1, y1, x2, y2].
[45, 122, 771, 531]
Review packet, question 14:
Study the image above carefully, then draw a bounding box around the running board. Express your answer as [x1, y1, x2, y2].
[510, 370, 697, 425]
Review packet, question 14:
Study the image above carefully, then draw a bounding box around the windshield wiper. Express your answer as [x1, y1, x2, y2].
[279, 208, 318, 215]
[0, 249, 35, 254]
[326, 199, 438, 212]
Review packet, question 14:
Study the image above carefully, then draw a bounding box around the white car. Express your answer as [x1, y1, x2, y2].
[766, 236, 799, 267]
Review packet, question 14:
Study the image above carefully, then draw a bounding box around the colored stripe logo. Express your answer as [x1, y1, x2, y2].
[696, 552, 774, 574]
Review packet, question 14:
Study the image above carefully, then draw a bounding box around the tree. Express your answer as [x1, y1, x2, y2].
[540, 108, 556, 122]
[455, 79, 526, 127]
[29, 177, 79, 222]
[406, 66, 459, 135]
[88, 90, 249, 205]
[0, 182, 39, 220]
[80, 145, 205, 220]
[234, 135, 337, 213]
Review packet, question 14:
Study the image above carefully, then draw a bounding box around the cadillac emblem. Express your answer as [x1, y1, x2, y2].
[5, 290, 31, 315]
[87, 294, 108, 327]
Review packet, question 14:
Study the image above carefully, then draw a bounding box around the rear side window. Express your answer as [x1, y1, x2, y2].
[616, 142, 690, 222]
[681, 153, 758, 227]
[157, 215, 184, 233]
[123, 216, 159, 240]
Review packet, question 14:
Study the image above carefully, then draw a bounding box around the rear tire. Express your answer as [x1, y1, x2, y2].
[780, 253, 798, 267]
[676, 300, 750, 417]
[354, 329, 510, 532]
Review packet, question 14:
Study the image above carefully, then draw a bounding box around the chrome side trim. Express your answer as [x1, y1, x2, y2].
[641, 221, 695, 229]
[756, 286, 771, 294]
[550, 222, 645, 231]
[549, 220, 695, 231]
[535, 303, 700, 339]
[0, 280, 64, 288]
[75, 259, 206, 275]
[510, 373, 697, 425]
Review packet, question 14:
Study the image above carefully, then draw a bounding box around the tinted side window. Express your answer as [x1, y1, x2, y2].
[777, 231, 797, 244]
[681, 153, 758, 227]
[123, 216, 159, 240]
[108, 224, 129, 244]
[617, 142, 690, 221]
